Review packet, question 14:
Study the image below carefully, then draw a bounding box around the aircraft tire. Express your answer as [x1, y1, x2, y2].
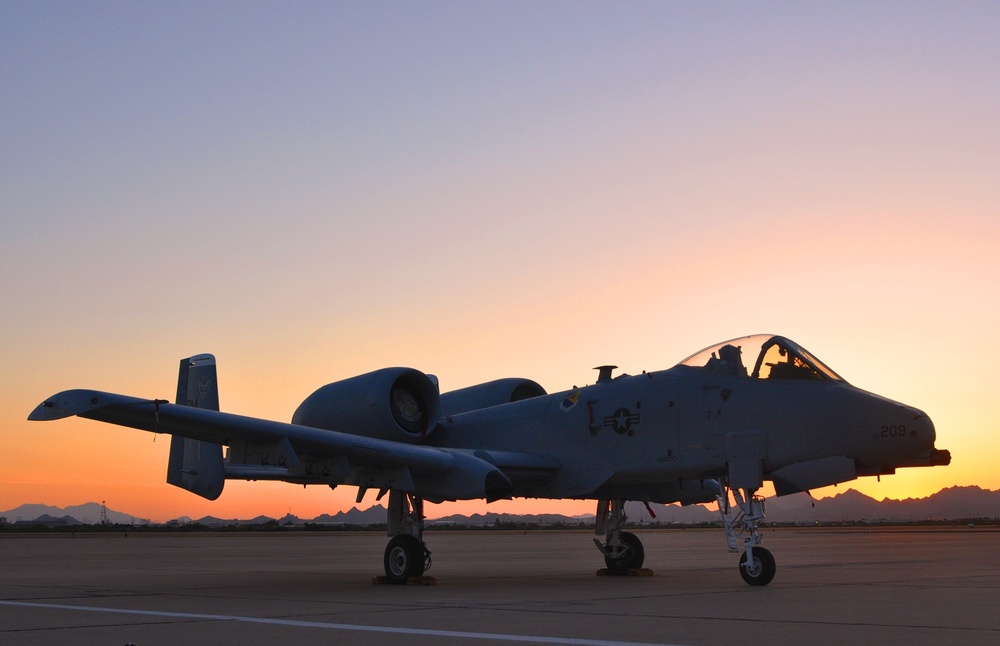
[604, 531, 645, 574]
[384, 535, 423, 584]
[739, 546, 776, 586]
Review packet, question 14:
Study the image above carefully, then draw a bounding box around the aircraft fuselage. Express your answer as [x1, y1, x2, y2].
[432, 364, 937, 503]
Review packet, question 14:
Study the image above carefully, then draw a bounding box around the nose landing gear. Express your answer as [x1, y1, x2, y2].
[719, 485, 776, 586]
[739, 545, 776, 586]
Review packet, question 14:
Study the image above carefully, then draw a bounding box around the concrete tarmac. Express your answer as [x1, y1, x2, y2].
[2, 527, 997, 645]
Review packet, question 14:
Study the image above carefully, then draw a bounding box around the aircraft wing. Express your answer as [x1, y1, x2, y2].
[28, 389, 522, 502]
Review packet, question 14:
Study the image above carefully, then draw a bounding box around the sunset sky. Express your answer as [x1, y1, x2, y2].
[2, 2, 998, 522]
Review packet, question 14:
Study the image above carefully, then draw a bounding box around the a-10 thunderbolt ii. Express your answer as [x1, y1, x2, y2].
[29, 334, 949, 586]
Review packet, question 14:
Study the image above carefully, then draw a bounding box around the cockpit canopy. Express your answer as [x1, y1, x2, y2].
[679, 335, 845, 382]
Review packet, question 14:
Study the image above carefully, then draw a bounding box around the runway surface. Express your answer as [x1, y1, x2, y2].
[2, 527, 997, 645]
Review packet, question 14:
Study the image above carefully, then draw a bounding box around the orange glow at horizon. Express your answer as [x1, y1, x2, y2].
[0, 471, 973, 524]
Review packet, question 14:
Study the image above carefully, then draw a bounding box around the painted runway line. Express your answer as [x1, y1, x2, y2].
[0, 599, 686, 646]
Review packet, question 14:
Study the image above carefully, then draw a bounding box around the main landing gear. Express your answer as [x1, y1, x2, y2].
[593, 499, 645, 574]
[718, 484, 776, 586]
[382, 491, 431, 584]
[377, 489, 774, 586]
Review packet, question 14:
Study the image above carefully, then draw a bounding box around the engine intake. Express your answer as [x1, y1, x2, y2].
[291, 368, 440, 443]
[439, 378, 546, 417]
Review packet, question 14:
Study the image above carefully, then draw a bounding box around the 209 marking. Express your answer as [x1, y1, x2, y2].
[881, 424, 906, 438]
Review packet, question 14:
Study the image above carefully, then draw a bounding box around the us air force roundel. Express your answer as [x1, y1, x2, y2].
[604, 407, 640, 434]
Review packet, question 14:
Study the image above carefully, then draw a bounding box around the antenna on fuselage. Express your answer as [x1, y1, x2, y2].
[594, 365, 617, 384]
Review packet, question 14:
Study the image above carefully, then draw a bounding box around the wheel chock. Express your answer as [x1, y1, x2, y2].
[372, 575, 437, 585]
[596, 568, 654, 577]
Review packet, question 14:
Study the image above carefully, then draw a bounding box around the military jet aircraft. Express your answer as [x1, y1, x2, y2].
[29, 334, 949, 585]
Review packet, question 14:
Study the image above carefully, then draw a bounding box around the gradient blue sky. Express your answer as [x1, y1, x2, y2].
[2, 2, 997, 521]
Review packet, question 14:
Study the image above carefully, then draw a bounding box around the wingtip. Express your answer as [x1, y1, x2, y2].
[27, 398, 58, 421]
[27, 390, 106, 421]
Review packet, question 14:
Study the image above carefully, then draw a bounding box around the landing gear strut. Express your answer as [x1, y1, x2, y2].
[718, 484, 776, 586]
[593, 499, 645, 574]
[383, 491, 431, 584]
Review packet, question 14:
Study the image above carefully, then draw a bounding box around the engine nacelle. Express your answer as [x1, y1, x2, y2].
[439, 378, 546, 417]
[291, 368, 440, 443]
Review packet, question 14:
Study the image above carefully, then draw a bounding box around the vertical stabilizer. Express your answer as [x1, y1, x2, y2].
[174, 353, 220, 410]
[167, 354, 225, 500]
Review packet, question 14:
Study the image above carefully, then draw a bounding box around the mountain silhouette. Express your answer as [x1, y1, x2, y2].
[1, 502, 151, 525]
[4, 487, 998, 527]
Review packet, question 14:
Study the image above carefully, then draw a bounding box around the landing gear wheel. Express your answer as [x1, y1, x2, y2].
[384, 535, 423, 584]
[739, 546, 776, 586]
[604, 531, 645, 574]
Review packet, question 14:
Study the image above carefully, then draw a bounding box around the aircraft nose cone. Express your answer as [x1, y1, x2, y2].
[910, 408, 936, 447]
[905, 408, 950, 466]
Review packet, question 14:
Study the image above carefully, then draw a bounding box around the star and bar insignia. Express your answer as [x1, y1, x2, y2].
[604, 407, 640, 435]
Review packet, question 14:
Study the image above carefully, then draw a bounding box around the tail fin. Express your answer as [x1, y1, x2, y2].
[166, 354, 225, 500]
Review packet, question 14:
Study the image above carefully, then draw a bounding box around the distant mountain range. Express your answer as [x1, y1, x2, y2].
[758, 485, 1000, 524]
[0, 502, 153, 526]
[4, 486, 998, 527]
